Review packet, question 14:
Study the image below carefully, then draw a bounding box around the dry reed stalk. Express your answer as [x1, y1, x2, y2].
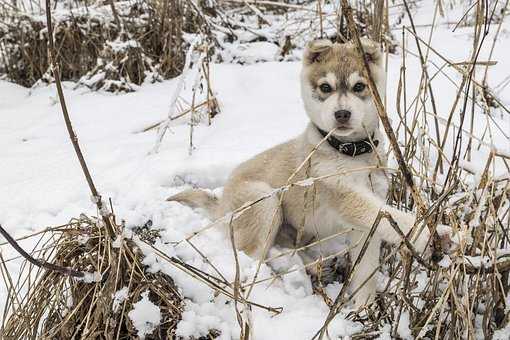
[0, 0, 210, 91]
[308, 1, 510, 338]
[1, 216, 184, 339]
[2, 1, 510, 339]
[151, 34, 220, 154]
[0, 1, 188, 337]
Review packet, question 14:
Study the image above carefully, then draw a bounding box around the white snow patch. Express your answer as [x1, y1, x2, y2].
[438, 255, 452, 268]
[128, 291, 161, 339]
[76, 234, 90, 244]
[1, 2, 510, 337]
[493, 323, 510, 340]
[112, 234, 123, 248]
[376, 324, 392, 340]
[78, 271, 102, 283]
[112, 286, 129, 312]
[397, 311, 412, 339]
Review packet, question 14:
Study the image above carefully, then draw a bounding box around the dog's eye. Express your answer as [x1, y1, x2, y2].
[352, 82, 366, 92]
[319, 83, 333, 93]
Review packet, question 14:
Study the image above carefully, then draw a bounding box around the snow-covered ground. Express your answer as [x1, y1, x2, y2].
[1, 1, 510, 339]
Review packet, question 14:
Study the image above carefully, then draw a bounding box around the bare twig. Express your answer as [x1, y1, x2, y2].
[0, 224, 84, 278]
[45, 0, 114, 234]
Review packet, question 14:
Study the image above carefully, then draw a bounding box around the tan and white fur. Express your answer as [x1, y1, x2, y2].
[168, 38, 431, 309]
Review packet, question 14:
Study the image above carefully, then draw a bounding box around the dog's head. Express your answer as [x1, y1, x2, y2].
[300, 38, 385, 141]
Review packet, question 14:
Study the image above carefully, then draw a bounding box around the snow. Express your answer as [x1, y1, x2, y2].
[0, 59, 359, 339]
[222, 41, 280, 64]
[113, 286, 129, 312]
[397, 311, 413, 339]
[76, 271, 102, 283]
[438, 255, 452, 268]
[107, 38, 140, 53]
[128, 291, 161, 339]
[376, 324, 392, 340]
[112, 233, 123, 248]
[493, 324, 510, 340]
[1, 0, 510, 339]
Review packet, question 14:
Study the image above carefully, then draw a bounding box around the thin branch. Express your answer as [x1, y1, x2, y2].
[314, 211, 382, 340]
[340, 0, 427, 216]
[45, 0, 114, 235]
[0, 224, 84, 278]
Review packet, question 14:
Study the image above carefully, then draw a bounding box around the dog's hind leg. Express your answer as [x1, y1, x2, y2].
[167, 189, 219, 218]
[221, 181, 283, 260]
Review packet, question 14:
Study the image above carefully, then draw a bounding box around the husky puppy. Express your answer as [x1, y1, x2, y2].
[168, 38, 431, 309]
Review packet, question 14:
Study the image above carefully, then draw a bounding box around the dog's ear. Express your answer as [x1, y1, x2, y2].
[303, 39, 333, 64]
[359, 37, 382, 66]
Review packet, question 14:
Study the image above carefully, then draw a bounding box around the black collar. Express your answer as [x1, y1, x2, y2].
[315, 126, 379, 157]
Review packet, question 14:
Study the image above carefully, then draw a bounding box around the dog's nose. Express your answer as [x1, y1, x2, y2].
[334, 110, 351, 124]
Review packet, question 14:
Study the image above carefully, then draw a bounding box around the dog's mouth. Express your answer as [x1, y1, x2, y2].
[333, 125, 355, 136]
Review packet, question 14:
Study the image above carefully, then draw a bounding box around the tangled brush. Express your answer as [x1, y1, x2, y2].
[1, 215, 183, 339]
[0, 0, 208, 92]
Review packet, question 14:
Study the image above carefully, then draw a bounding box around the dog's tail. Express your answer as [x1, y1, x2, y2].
[167, 189, 219, 219]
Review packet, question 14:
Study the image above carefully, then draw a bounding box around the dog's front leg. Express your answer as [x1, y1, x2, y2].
[327, 181, 430, 252]
[348, 230, 381, 310]
[321, 181, 430, 309]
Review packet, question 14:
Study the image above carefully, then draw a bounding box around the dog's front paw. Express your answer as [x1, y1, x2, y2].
[436, 224, 466, 253]
[414, 224, 464, 263]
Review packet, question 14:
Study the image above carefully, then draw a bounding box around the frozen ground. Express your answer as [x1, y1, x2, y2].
[1, 1, 510, 339]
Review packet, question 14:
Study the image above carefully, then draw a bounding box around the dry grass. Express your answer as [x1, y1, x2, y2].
[1, 0, 510, 339]
[0, 0, 207, 91]
[1, 215, 183, 339]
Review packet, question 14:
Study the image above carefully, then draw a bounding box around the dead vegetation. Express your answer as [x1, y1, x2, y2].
[0, 0, 206, 91]
[1, 215, 183, 339]
[1, 0, 510, 339]
[0, 0, 388, 91]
